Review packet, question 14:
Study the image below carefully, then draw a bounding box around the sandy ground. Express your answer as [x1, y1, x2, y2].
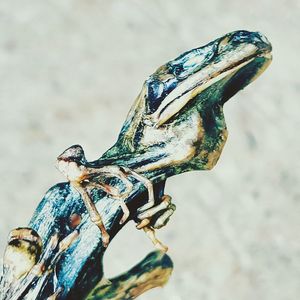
[0, 1, 299, 299]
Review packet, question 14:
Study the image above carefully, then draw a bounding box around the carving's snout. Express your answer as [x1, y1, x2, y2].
[144, 30, 272, 127]
[228, 30, 272, 54]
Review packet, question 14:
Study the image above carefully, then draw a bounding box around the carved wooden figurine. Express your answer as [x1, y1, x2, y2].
[0, 30, 272, 300]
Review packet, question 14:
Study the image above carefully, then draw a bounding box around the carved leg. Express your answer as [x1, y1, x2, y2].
[72, 182, 110, 247]
[120, 167, 155, 212]
[87, 165, 154, 223]
[88, 181, 130, 225]
[143, 227, 168, 252]
[87, 165, 134, 200]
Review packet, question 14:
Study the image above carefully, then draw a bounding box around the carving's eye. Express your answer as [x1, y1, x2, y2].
[146, 78, 164, 113]
[147, 78, 163, 102]
[146, 76, 177, 114]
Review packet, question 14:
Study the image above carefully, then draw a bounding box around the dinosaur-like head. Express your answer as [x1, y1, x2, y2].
[116, 30, 272, 155]
[143, 30, 272, 127]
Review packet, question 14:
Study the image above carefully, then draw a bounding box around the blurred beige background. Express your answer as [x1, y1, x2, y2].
[0, 1, 299, 299]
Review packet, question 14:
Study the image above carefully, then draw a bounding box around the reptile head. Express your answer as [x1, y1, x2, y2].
[119, 30, 272, 146]
[102, 30, 272, 175]
[146, 30, 271, 127]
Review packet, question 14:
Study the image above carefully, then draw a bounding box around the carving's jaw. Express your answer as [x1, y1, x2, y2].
[144, 30, 272, 128]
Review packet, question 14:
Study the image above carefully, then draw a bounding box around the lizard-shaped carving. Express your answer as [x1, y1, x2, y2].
[0, 30, 272, 300]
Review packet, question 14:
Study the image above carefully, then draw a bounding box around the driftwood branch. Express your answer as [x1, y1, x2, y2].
[0, 30, 272, 300]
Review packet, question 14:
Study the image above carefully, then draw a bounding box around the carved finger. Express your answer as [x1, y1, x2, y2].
[152, 204, 176, 229]
[121, 167, 155, 212]
[137, 198, 170, 220]
[136, 218, 150, 230]
[143, 227, 168, 252]
[119, 200, 130, 224]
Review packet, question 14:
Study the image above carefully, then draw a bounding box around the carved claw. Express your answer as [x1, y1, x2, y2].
[135, 195, 176, 252]
[136, 195, 176, 229]
[143, 227, 168, 252]
[152, 203, 176, 229]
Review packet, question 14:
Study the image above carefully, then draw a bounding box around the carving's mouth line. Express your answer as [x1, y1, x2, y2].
[148, 45, 272, 128]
